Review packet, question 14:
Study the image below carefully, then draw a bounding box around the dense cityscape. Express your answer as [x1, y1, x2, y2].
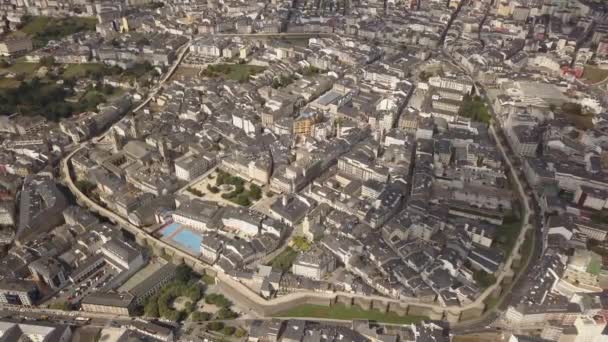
[0, 0, 607, 340]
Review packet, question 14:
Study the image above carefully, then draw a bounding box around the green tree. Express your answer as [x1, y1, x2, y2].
[222, 326, 236, 336]
[217, 307, 238, 320]
[249, 184, 262, 200]
[473, 270, 497, 288]
[185, 283, 203, 302]
[39, 56, 55, 67]
[50, 300, 71, 311]
[144, 300, 160, 317]
[233, 193, 251, 206]
[234, 328, 247, 338]
[207, 322, 225, 331]
[205, 294, 231, 308]
[191, 311, 212, 322]
[175, 264, 193, 283]
[76, 180, 96, 195]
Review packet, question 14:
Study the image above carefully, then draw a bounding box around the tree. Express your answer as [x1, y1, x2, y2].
[234, 328, 247, 338]
[76, 180, 96, 195]
[207, 322, 225, 331]
[175, 264, 193, 283]
[473, 270, 497, 288]
[185, 283, 203, 302]
[217, 307, 238, 320]
[39, 56, 55, 67]
[191, 311, 212, 322]
[144, 300, 160, 317]
[561, 102, 583, 116]
[205, 294, 231, 308]
[249, 184, 262, 200]
[233, 193, 251, 206]
[223, 326, 236, 336]
[50, 300, 71, 311]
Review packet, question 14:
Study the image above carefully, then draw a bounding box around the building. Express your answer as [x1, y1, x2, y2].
[123, 262, 177, 305]
[0, 321, 72, 341]
[101, 239, 145, 271]
[562, 249, 603, 291]
[221, 208, 263, 236]
[0, 279, 39, 306]
[200, 233, 223, 263]
[0, 36, 33, 57]
[28, 257, 67, 290]
[172, 199, 222, 231]
[81, 292, 134, 315]
[17, 176, 68, 244]
[338, 153, 389, 183]
[174, 153, 214, 181]
[507, 125, 539, 157]
[0, 202, 15, 226]
[293, 110, 322, 137]
[292, 247, 336, 281]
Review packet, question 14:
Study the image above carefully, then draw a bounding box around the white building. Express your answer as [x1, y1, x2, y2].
[221, 208, 262, 236]
[101, 239, 144, 271]
[292, 247, 336, 280]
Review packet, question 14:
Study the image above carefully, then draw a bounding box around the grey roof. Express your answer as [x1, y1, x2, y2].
[82, 291, 134, 308]
[102, 239, 141, 264]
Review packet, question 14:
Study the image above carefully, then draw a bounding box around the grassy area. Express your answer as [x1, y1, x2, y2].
[14, 16, 97, 48]
[0, 61, 41, 89]
[62, 63, 107, 79]
[201, 64, 266, 82]
[459, 95, 491, 123]
[493, 215, 522, 257]
[282, 37, 310, 47]
[583, 65, 608, 83]
[202, 274, 216, 286]
[483, 295, 500, 312]
[512, 230, 533, 274]
[274, 304, 428, 324]
[268, 247, 298, 272]
[0, 78, 21, 89]
[291, 236, 311, 252]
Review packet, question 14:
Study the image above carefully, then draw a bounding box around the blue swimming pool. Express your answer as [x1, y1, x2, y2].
[161, 222, 180, 236]
[171, 229, 203, 255]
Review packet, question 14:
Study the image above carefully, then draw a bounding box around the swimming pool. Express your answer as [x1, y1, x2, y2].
[161, 222, 180, 237]
[171, 229, 203, 255]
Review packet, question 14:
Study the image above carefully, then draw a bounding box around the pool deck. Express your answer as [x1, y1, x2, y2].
[159, 221, 203, 256]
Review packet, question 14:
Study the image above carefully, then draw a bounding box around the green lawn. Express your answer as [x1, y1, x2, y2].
[483, 296, 499, 311]
[0, 61, 40, 78]
[202, 64, 266, 82]
[63, 63, 106, 79]
[268, 247, 298, 272]
[493, 215, 522, 257]
[274, 304, 428, 324]
[0, 78, 21, 89]
[14, 16, 97, 48]
[459, 95, 491, 123]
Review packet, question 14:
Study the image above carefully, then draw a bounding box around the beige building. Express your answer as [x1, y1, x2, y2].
[81, 292, 134, 315]
[563, 249, 603, 291]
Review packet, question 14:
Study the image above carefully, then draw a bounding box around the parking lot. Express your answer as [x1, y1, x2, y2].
[50, 264, 118, 308]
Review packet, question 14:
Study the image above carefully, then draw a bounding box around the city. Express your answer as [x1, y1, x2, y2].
[0, 0, 607, 341]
